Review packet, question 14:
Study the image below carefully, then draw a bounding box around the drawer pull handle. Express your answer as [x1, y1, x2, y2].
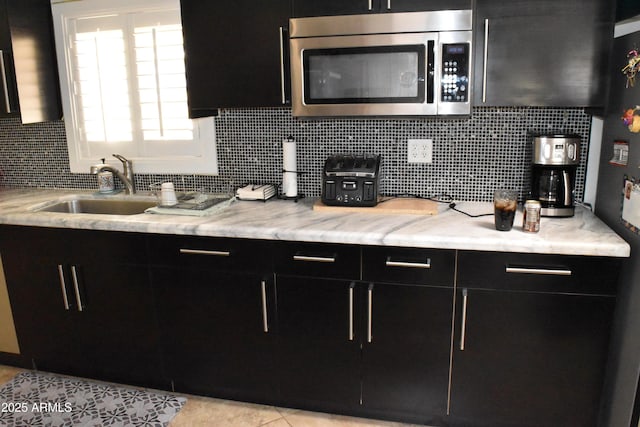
[71, 265, 83, 312]
[261, 281, 269, 333]
[180, 249, 231, 257]
[348, 283, 355, 341]
[385, 257, 431, 269]
[293, 254, 336, 263]
[367, 284, 374, 343]
[505, 266, 572, 276]
[57, 265, 70, 311]
[460, 288, 468, 351]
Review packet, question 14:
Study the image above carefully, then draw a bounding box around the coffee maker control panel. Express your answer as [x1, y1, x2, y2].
[534, 135, 580, 166]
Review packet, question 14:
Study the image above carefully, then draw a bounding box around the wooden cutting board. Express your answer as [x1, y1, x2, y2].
[313, 198, 439, 215]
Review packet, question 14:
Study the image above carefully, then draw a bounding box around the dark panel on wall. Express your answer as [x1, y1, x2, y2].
[595, 31, 640, 427]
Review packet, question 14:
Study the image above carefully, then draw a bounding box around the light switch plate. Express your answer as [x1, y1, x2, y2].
[407, 139, 433, 164]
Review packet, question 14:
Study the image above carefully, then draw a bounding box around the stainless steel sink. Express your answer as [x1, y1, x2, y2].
[36, 198, 156, 215]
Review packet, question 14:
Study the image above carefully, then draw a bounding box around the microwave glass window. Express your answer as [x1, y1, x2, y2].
[303, 45, 426, 104]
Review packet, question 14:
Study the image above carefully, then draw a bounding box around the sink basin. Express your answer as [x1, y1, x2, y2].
[36, 198, 157, 215]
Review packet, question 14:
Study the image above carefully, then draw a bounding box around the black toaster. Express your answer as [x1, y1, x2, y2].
[321, 154, 381, 207]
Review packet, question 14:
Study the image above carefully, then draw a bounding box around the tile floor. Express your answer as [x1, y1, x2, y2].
[0, 365, 423, 427]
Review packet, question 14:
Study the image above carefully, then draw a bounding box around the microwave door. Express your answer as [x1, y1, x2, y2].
[290, 33, 438, 117]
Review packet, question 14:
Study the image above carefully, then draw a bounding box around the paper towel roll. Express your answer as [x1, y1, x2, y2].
[282, 138, 297, 197]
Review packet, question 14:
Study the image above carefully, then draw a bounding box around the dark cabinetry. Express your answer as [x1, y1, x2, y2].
[275, 242, 455, 424]
[275, 242, 361, 413]
[360, 247, 454, 424]
[473, 0, 614, 107]
[292, 0, 471, 17]
[0, 0, 61, 123]
[149, 235, 278, 401]
[180, 0, 290, 116]
[0, 226, 162, 388]
[449, 251, 618, 426]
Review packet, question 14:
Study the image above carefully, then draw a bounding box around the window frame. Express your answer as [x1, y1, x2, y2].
[51, 0, 218, 175]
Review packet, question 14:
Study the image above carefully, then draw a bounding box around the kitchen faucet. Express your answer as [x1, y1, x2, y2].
[90, 154, 136, 194]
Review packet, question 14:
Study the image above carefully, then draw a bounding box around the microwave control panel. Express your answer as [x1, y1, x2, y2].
[441, 43, 470, 103]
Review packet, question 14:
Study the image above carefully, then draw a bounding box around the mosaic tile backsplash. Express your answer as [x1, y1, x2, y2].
[0, 107, 592, 202]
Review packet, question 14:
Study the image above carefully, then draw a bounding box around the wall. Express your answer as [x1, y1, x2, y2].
[596, 26, 640, 427]
[0, 107, 592, 202]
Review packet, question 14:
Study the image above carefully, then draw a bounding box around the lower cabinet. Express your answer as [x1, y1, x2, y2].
[149, 235, 278, 402]
[0, 227, 622, 426]
[1, 226, 163, 388]
[275, 243, 455, 424]
[449, 251, 619, 427]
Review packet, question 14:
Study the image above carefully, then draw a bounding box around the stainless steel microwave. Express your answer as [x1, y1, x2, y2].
[289, 10, 472, 117]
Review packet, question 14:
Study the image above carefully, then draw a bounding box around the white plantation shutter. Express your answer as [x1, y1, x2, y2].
[51, 0, 217, 174]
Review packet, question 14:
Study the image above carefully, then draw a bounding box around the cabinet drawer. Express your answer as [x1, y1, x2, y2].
[457, 251, 620, 295]
[147, 235, 273, 273]
[362, 246, 455, 286]
[274, 242, 360, 280]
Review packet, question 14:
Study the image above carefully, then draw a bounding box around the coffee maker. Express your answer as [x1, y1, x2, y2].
[530, 135, 580, 217]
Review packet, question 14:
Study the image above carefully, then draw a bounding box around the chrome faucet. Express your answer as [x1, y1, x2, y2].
[90, 154, 136, 194]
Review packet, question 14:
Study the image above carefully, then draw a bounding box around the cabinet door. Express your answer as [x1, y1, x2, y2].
[0, 0, 17, 118]
[381, 0, 471, 13]
[181, 0, 290, 115]
[361, 282, 452, 423]
[69, 262, 163, 388]
[3, 0, 61, 122]
[473, 0, 613, 107]
[292, 0, 378, 17]
[450, 288, 614, 426]
[277, 276, 361, 412]
[2, 253, 76, 374]
[152, 266, 278, 402]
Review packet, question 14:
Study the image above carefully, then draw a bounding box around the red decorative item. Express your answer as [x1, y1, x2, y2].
[622, 106, 640, 133]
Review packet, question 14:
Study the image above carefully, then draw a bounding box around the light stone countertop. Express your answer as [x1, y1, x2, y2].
[0, 188, 630, 257]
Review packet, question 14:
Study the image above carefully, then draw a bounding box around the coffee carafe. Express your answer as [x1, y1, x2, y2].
[530, 135, 580, 217]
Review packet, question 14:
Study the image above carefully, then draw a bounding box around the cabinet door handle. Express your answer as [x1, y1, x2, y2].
[368, 0, 373, 10]
[261, 280, 269, 333]
[482, 19, 489, 103]
[385, 257, 431, 269]
[71, 265, 83, 312]
[505, 266, 572, 276]
[387, 0, 391, 9]
[460, 288, 468, 351]
[57, 265, 70, 311]
[0, 50, 12, 113]
[367, 284, 373, 343]
[180, 248, 230, 257]
[348, 283, 355, 341]
[293, 254, 336, 263]
[279, 27, 286, 104]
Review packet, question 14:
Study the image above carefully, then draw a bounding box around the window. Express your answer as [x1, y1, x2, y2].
[51, 0, 218, 174]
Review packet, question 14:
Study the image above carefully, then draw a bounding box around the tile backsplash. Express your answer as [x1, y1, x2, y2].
[0, 106, 591, 202]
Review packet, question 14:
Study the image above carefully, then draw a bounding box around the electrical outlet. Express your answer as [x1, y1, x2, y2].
[407, 139, 433, 164]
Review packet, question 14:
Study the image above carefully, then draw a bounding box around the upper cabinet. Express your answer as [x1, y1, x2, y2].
[473, 0, 614, 108]
[292, 0, 471, 17]
[0, 0, 61, 123]
[180, 0, 291, 118]
[616, 0, 640, 22]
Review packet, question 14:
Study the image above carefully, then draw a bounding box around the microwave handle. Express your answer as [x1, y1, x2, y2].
[482, 18, 489, 103]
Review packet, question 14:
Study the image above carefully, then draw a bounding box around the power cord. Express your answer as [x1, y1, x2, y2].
[380, 193, 493, 218]
[447, 202, 493, 218]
